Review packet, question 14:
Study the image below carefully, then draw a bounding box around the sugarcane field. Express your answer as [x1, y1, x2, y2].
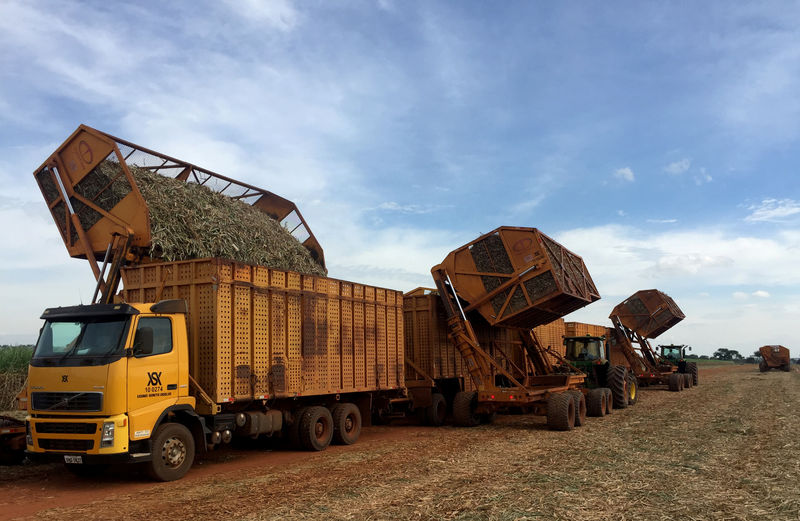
[1, 2, 799, 521]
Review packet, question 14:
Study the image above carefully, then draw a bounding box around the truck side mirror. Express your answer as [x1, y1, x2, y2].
[133, 327, 154, 356]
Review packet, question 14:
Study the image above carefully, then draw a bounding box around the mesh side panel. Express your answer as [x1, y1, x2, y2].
[70, 197, 104, 233]
[502, 286, 528, 318]
[480, 275, 504, 293]
[470, 234, 513, 274]
[491, 289, 511, 315]
[73, 158, 132, 213]
[52, 201, 68, 241]
[626, 297, 647, 316]
[524, 271, 558, 303]
[541, 235, 563, 283]
[36, 168, 59, 203]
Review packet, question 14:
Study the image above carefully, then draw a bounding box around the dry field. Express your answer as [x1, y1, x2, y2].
[1, 364, 797, 521]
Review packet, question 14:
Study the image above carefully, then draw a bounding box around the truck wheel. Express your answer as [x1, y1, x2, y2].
[452, 391, 481, 427]
[331, 403, 361, 445]
[668, 373, 682, 392]
[607, 365, 628, 409]
[298, 406, 334, 451]
[688, 362, 699, 385]
[147, 422, 195, 482]
[425, 393, 447, 426]
[602, 388, 613, 414]
[626, 375, 638, 405]
[759, 360, 768, 372]
[782, 364, 791, 372]
[586, 388, 606, 417]
[567, 390, 587, 426]
[682, 373, 692, 389]
[547, 393, 575, 431]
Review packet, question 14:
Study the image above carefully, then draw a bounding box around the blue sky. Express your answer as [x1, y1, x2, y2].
[1, 1, 799, 354]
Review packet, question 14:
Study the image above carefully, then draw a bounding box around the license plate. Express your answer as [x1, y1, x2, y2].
[64, 455, 83, 464]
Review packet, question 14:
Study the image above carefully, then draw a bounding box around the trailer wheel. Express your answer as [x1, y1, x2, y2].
[586, 388, 606, 417]
[688, 362, 699, 385]
[782, 364, 791, 372]
[424, 393, 447, 427]
[567, 391, 587, 426]
[331, 403, 361, 445]
[452, 391, 481, 427]
[602, 388, 613, 414]
[547, 393, 575, 431]
[607, 365, 628, 409]
[298, 406, 334, 451]
[759, 360, 768, 372]
[668, 372, 682, 392]
[626, 375, 638, 405]
[147, 422, 195, 482]
[479, 412, 496, 425]
[682, 373, 693, 389]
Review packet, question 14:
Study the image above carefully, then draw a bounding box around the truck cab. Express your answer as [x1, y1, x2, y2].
[26, 300, 202, 480]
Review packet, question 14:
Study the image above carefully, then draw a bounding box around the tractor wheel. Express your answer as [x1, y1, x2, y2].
[782, 364, 791, 372]
[626, 375, 639, 405]
[682, 373, 693, 389]
[607, 365, 628, 409]
[759, 360, 768, 372]
[331, 403, 361, 445]
[298, 406, 334, 451]
[452, 391, 481, 427]
[147, 422, 195, 482]
[547, 393, 575, 431]
[668, 373, 682, 392]
[688, 362, 699, 385]
[567, 391, 587, 426]
[424, 393, 447, 426]
[602, 388, 613, 414]
[586, 388, 606, 417]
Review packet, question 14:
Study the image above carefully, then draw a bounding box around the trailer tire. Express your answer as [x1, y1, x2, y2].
[298, 406, 334, 451]
[586, 388, 606, 417]
[567, 390, 587, 426]
[668, 372, 682, 392]
[331, 403, 361, 445]
[547, 393, 575, 431]
[607, 365, 628, 409]
[782, 364, 791, 372]
[682, 373, 693, 389]
[626, 375, 638, 405]
[688, 362, 699, 385]
[602, 388, 613, 414]
[452, 391, 481, 427]
[759, 360, 768, 372]
[147, 422, 195, 482]
[425, 393, 447, 427]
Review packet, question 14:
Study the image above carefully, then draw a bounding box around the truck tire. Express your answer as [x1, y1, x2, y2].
[782, 364, 791, 372]
[586, 388, 606, 417]
[147, 422, 195, 482]
[759, 360, 768, 372]
[682, 373, 693, 389]
[567, 390, 587, 426]
[688, 362, 699, 385]
[424, 393, 447, 426]
[626, 375, 638, 405]
[668, 373, 682, 392]
[298, 406, 334, 451]
[603, 388, 613, 414]
[331, 403, 361, 445]
[452, 391, 481, 427]
[607, 365, 628, 409]
[547, 393, 575, 431]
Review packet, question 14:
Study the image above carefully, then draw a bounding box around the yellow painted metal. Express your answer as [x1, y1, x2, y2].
[120, 258, 404, 404]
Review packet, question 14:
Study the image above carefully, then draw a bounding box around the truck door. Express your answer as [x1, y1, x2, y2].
[127, 315, 180, 440]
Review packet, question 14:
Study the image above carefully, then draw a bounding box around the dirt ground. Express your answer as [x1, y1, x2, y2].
[1, 364, 798, 521]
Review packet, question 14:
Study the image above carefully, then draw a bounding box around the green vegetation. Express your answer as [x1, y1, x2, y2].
[0, 345, 34, 373]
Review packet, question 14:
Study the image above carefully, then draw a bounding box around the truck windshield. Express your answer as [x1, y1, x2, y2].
[33, 317, 130, 363]
[661, 347, 683, 359]
[565, 338, 604, 361]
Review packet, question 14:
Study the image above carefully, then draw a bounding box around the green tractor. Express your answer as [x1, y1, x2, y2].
[658, 344, 699, 385]
[563, 335, 638, 416]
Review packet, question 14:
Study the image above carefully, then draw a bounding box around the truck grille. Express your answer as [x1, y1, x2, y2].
[36, 422, 97, 435]
[31, 392, 103, 412]
[38, 439, 95, 451]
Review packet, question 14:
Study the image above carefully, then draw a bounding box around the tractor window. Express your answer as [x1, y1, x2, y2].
[565, 339, 604, 361]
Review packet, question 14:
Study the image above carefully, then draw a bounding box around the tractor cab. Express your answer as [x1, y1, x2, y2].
[658, 344, 690, 363]
[564, 335, 607, 362]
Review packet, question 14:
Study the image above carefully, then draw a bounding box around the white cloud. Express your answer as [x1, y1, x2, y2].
[617, 210, 626, 217]
[664, 158, 691, 174]
[732, 291, 749, 300]
[614, 167, 635, 182]
[222, 0, 300, 31]
[745, 199, 800, 222]
[647, 218, 678, 224]
[694, 167, 712, 185]
[753, 290, 770, 298]
[375, 202, 447, 214]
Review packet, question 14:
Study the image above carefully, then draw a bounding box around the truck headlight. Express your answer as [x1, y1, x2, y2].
[101, 422, 115, 447]
[26, 421, 33, 446]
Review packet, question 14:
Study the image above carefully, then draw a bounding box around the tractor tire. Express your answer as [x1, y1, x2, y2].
[331, 403, 361, 445]
[298, 406, 334, 451]
[602, 388, 613, 414]
[682, 373, 693, 389]
[547, 393, 575, 431]
[586, 388, 606, 417]
[626, 375, 639, 405]
[452, 391, 481, 427]
[424, 393, 447, 426]
[688, 362, 699, 385]
[759, 360, 768, 372]
[607, 365, 629, 409]
[668, 372, 682, 392]
[147, 422, 195, 482]
[567, 390, 587, 426]
[782, 364, 791, 372]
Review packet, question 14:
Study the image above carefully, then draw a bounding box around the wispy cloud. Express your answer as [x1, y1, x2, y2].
[694, 168, 712, 185]
[664, 158, 691, 174]
[375, 202, 448, 214]
[614, 167, 635, 182]
[647, 218, 678, 224]
[745, 199, 800, 222]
